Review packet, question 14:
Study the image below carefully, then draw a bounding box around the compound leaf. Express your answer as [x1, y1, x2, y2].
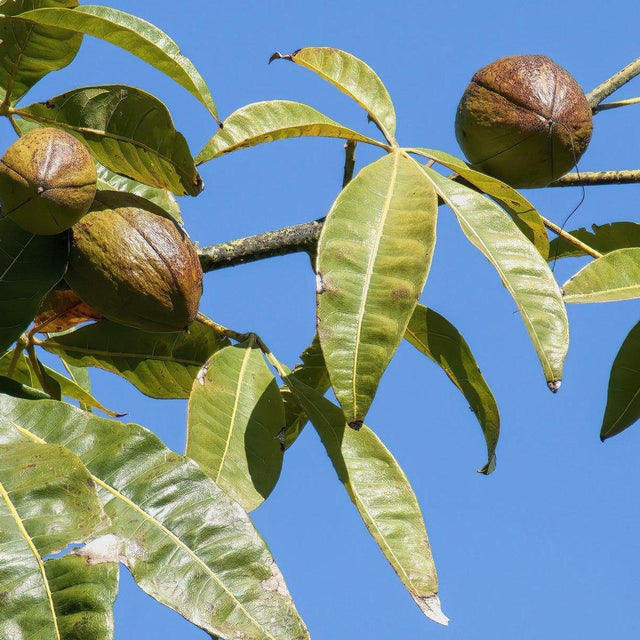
[186, 339, 285, 512]
[18, 85, 202, 196]
[405, 305, 499, 474]
[420, 164, 568, 391]
[0, 388, 309, 640]
[19, 4, 218, 119]
[271, 47, 396, 144]
[0, 217, 68, 353]
[282, 375, 448, 626]
[601, 321, 640, 440]
[197, 100, 384, 164]
[317, 151, 438, 425]
[562, 248, 640, 303]
[41, 319, 229, 399]
[0, 10, 81, 105]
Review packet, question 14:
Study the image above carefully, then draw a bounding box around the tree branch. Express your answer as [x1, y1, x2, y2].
[594, 96, 640, 113]
[587, 56, 640, 108]
[549, 169, 640, 187]
[198, 219, 323, 272]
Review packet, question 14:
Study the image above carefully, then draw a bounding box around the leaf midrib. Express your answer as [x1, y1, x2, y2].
[12, 420, 277, 640]
[351, 152, 399, 417]
[0, 472, 60, 640]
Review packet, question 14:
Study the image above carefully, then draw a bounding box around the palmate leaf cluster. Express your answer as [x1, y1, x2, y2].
[0, 2, 638, 639]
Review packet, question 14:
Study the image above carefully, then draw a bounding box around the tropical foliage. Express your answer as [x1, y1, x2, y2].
[0, 2, 638, 638]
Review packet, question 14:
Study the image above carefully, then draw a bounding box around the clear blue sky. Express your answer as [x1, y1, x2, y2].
[12, 1, 640, 638]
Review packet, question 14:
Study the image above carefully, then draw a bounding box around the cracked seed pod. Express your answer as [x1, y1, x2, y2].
[0, 127, 97, 234]
[455, 55, 593, 188]
[65, 191, 203, 332]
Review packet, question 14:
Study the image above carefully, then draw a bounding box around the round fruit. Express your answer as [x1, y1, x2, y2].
[65, 191, 203, 332]
[0, 127, 97, 234]
[455, 55, 593, 188]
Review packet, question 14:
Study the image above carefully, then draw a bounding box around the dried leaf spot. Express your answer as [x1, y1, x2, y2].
[349, 420, 363, 431]
[261, 562, 290, 598]
[390, 287, 411, 302]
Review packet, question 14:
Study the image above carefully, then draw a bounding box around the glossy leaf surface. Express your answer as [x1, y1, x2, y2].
[38, 361, 122, 416]
[0, 349, 34, 385]
[19, 4, 218, 119]
[18, 85, 202, 195]
[45, 554, 119, 640]
[411, 147, 549, 257]
[420, 164, 568, 390]
[0, 434, 107, 640]
[0, 389, 309, 640]
[283, 375, 447, 626]
[0, 11, 81, 105]
[186, 340, 285, 512]
[272, 47, 396, 143]
[97, 163, 181, 222]
[562, 248, 640, 303]
[601, 321, 640, 440]
[42, 319, 229, 399]
[0, 217, 69, 352]
[317, 151, 438, 424]
[197, 100, 384, 163]
[549, 222, 640, 259]
[405, 305, 499, 474]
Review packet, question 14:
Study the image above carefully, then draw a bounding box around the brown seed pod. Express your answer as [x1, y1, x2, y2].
[455, 55, 593, 188]
[65, 191, 203, 332]
[0, 127, 97, 234]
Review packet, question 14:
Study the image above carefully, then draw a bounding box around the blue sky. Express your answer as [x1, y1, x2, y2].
[9, 1, 640, 638]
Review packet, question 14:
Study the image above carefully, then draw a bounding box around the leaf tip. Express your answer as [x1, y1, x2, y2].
[547, 379, 562, 393]
[412, 593, 450, 626]
[269, 51, 290, 64]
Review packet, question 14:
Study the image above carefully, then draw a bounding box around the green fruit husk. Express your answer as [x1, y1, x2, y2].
[65, 191, 203, 332]
[0, 127, 97, 235]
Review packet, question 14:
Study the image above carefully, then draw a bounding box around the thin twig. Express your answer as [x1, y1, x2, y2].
[587, 56, 640, 108]
[549, 170, 640, 187]
[541, 216, 602, 259]
[594, 96, 640, 113]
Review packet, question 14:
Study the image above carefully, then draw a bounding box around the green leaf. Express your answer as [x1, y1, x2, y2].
[0, 1, 77, 16]
[41, 319, 229, 399]
[282, 375, 448, 626]
[186, 339, 285, 513]
[549, 222, 640, 260]
[271, 47, 396, 144]
[317, 151, 438, 424]
[97, 163, 181, 222]
[39, 361, 123, 417]
[17, 85, 202, 196]
[562, 248, 640, 303]
[601, 321, 640, 440]
[419, 164, 569, 391]
[405, 305, 499, 474]
[0, 348, 35, 386]
[197, 100, 385, 164]
[19, 4, 219, 119]
[0, 12, 82, 105]
[410, 147, 549, 258]
[281, 335, 331, 449]
[0, 435, 108, 640]
[45, 554, 119, 640]
[0, 391, 309, 640]
[0, 217, 69, 353]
